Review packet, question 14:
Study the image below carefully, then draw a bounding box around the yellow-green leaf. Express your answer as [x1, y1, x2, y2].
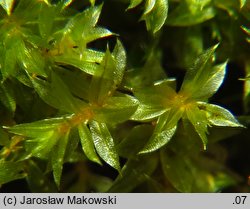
[54, 56, 102, 76]
[112, 40, 127, 85]
[18, 47, 46, 77]
[131, 104, 167, 121]
[90, 120, 120, 171]
[39, 3, 57, 38]
[52, 131, 70, 187]
[199, 103, 244, 128]
[240, 0, 247, 8]
[83, 27, 113, 43]
[94, 95, 138, 124]
[193, 62, 227, 100]
[65, 4, 106, 47]
[139, 111, 180, 153]
[139, 125, 176, 154]
[89, 48, 116, 103]
[5, 117, 66, 138]
[132, 80, 176, 121]
[185, 104, 208, 149]
[3, 48, 17, 80]
[2, 37, 20, 80]
[180, 44, 220, 99]
[31, 72, 81, 113]
[185, 0, 211, 14]
[78, 123, 101, 164]
[25, 131, 59, 159]
[141, 0, 168, 33]
[60, 0, 73, 9]
[0, 0, 15, 15]
[89, 0, 95, 6]
[144, 0, 156, 15]
[89, 40, 126, 104]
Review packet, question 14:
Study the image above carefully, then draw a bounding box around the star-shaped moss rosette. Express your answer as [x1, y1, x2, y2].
[131, 44, 244, 153]
[5, 40, 138, 187]
[0, 0, 112, 83]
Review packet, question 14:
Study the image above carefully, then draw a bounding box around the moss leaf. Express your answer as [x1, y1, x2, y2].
[141, 0, 168, 33]
[78, 123, 101, 164]
[199, 102, 244, 128]
[90, 120, 120, 171]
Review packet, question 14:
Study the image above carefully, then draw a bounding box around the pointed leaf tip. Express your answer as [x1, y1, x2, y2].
[240, 0, 247, 8]
[89, 0, 96, 6]
[181, 43, 223, 99]
[0, 0, 15, 15]
[193, 61, 227, 99]
[213, 43, 220, 50]
[199, 103, 245, 128]
[127, 0, 143, 10]
[141, 0, 169, 33]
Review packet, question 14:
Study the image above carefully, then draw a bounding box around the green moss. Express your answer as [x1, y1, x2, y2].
[0, 0, 249, 192]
